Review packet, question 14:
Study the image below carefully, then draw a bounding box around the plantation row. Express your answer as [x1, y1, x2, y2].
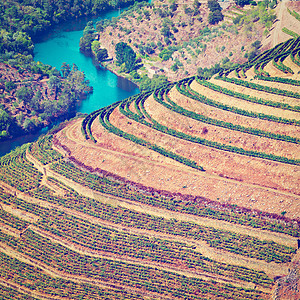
[151, 88, 299, 163]
[0, 252, 145, 300]
[0, 209, 29, 231]
[0, 177, 295, 267]
[290, 50, 300, 67]
[197, 78, 300, 112]
[282, 27, 299, 39]
[24, 177, 300, 259]
[81, 107, 107, 143]
[179, 79, 300, 126]
[0, 228, 274, 288]
[116, 89, 300, 168]
[216, 76, 300, 102]
[98, 103, 205, 170]
[0, 283, 37, 300]
[0, 250, 269, 300]
[0, 145, 42, 192]
[35, 199, 295, 264]
[0, 188, 279, 291]
[171, 83, 300, 165]
[254, 75, 300, 86]
[273, 53, 294, 74]
[28, 134, 62, 165]
[155, 83, 299, 144]
[219, 37, 300, 77]
[48, 158, 300, 237]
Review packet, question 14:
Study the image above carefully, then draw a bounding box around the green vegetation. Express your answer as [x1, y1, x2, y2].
[28, 134, 62, 165]
[282, 27, 299, 39]
[115, 42, 136, 72]
[0, 144, 42, 192]
[208, 0, 224, 25]
[287, 7, 300, 22]
[0, 62, 92, 141]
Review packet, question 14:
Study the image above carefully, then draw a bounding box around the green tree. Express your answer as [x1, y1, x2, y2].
[16, 86, 33, 104]
[115, 42, 136, 72]
[208, 0, 222, 12]
[208, 10, 224, 24]
[234, 0, 250, 6]
[61, 63, 71, 78]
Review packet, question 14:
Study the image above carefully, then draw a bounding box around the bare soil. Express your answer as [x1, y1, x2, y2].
[55, 116, 300, 219]
[169, 85, 300, 138]
[144, 94, 299, 160]
[192, 80, 300, 121]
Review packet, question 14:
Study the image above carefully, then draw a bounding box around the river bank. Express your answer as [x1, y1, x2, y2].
[0, 6, 139, 157]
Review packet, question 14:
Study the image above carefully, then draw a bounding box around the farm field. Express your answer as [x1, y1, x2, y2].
[0, 38, 299, 299]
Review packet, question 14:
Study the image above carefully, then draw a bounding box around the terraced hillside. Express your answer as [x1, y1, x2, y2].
[0, 38, 299, 299]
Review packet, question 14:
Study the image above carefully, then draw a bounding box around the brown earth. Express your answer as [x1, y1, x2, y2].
[143, 94, 299, 159]
[191, 80, 300, 121]
[55, 118, 300, 219]
[169, 85, 300, 138]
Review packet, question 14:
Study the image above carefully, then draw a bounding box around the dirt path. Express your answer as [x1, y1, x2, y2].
[273, 0, 291, 46]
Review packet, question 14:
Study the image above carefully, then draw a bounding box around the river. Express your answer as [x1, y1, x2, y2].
[0, 9, 139, 157]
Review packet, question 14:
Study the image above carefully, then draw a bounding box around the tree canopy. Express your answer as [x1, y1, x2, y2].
[115, 42, 137, 73]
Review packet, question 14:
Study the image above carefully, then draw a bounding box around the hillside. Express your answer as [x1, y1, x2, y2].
[0, 37, 299, 299]
[0, 0, 146, 141]
[0, 62, 92, 141]
[92, 0, 276, 83]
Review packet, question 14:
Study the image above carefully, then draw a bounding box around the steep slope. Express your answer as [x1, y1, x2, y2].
[0, 37, 299, 299]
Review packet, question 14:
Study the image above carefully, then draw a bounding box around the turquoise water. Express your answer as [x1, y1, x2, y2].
[0, 9, 139, 156]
